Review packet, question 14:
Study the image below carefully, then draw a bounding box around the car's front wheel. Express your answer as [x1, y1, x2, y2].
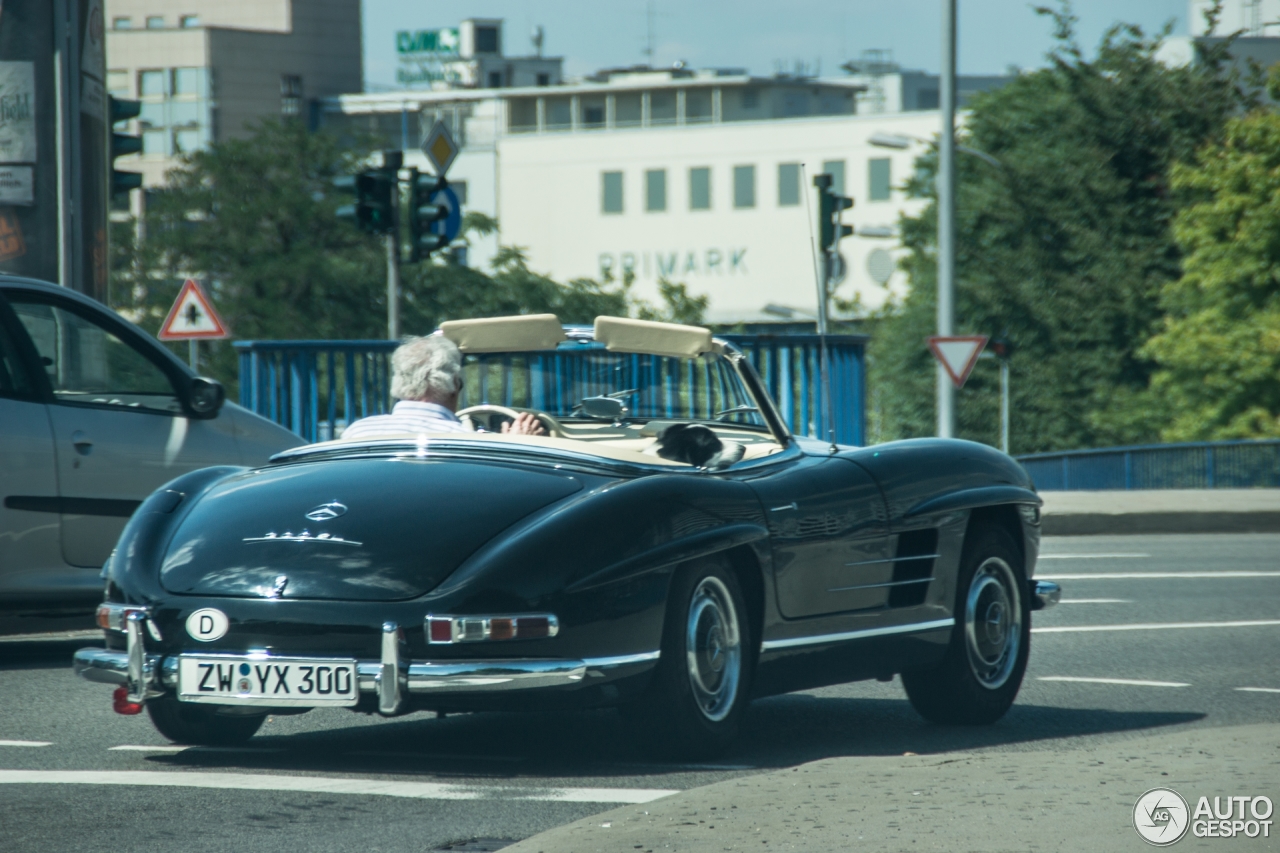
[901, 524, 1030, 725]
[147, 695, 265, 745]
[629, 557, 752, 757]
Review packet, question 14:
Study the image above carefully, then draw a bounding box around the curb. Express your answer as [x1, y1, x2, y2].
[1042, 511, 1280, 536]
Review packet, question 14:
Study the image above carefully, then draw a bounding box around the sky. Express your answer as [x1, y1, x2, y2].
[361, 0, 1190, 91]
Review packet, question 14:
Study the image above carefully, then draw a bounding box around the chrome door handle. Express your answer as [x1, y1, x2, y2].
[71, 430, 93, 455]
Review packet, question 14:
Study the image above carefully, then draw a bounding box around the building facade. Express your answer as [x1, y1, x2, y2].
[325, 64, 956, 323]
[104, 0, 362, 190]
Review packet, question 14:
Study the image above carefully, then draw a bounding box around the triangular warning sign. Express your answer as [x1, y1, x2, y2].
[159, 279, 230, 340]
[927, 335, 988, 388]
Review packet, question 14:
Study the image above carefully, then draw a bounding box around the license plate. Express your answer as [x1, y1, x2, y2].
[177, 655, 359, 707]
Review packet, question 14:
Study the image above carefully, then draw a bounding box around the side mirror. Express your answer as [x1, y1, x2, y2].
[580, 395, 627, 422]
[185, 376, 225, 418]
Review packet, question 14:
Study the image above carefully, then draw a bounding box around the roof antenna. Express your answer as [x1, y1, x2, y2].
[531, 25, 544, 57]
[642, 0, 655, 64]
[800, 164, 839, 453]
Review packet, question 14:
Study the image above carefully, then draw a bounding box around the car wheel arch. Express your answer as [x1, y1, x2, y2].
[963, 504, 1026, 572]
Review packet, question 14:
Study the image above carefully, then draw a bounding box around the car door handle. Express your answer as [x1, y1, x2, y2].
[770, 501, 798, 512]
[71, 430, 93, 456]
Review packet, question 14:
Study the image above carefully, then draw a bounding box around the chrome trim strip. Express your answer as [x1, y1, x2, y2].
[582, 650, 661, 670]
[406, 659, 586, 691]
[760, 617, 956, 652]
[843, 553, 940, 568]
[1032, 580, 1062, 611]
[378, 622, 402, 714]
[826, 577, 934, 593]
[770, 502, 798, 512]
[125, 612, 147, 703]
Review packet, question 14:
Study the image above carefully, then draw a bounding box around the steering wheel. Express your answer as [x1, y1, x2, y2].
[456, 405, 563, 438]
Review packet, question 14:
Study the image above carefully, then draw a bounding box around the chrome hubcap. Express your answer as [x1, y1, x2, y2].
[964, 557, 1022, 690]
[685, 576, 742, 722]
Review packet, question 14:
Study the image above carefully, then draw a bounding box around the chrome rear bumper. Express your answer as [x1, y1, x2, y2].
[1031, 580, 1061, 611]
[74, 646, 650, 699]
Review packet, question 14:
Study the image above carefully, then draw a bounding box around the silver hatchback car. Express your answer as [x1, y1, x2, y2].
[0, 277, 301, 614]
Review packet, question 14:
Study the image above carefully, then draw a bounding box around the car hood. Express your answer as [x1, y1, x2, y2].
[159, 457, 583, 601]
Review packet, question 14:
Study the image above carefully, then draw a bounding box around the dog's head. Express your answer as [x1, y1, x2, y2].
[652, 423, 746, 470]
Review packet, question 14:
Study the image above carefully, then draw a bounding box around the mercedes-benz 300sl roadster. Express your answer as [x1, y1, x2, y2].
[74, 315, 1059, 755]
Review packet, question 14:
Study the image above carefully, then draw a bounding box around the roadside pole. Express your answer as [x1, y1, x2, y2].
[189, 340, 198, 371]
[937, 0, 958, 438]
[386, 232, 400, 341]
[1000, 358, 1009, 453]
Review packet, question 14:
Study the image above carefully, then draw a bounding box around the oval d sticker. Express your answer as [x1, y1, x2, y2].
[186, 608, 229, 642]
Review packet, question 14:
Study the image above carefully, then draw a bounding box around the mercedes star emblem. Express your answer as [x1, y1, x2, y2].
[305, 501, 347, 521]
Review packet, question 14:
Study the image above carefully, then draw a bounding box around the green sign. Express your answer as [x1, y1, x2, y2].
[396, 28, 460, 56]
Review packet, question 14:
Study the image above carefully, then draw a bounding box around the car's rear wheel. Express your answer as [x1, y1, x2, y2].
[629, 557, 752, 758]
[901, 524, 1029, 725]
[147, 695, 265, 745]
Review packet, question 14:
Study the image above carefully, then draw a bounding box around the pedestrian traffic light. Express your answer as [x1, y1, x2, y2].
[334, 152, 400, 235]
[407, 168, 449, 263]
[814, 173, 854, 252]
[108, 96, 143, 196]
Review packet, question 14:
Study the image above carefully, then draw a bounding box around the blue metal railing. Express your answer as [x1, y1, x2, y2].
[234, 333, 867, 446]
[1017, 440, 1280, 490]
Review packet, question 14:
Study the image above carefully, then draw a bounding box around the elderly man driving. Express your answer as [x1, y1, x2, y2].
[341, 335, 545, 439]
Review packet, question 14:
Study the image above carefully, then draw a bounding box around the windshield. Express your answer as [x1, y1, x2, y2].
[457, 341, 768, 429]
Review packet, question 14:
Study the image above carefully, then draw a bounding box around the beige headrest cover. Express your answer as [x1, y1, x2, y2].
[593, 316, 713, 359]
[439, 314, 566, 352]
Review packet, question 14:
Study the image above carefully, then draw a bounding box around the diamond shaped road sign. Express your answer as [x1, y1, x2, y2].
[927, 335, 988, 389]
[422, 120, 458, 176]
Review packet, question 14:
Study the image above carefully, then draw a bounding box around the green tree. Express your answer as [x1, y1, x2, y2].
[871, 5, 1248, 452]
[1137, 75, 1280, 439]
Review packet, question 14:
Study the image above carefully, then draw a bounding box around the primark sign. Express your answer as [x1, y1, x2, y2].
[599, 248, 748, 280]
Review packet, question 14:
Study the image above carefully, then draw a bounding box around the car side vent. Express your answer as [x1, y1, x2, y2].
[888, 528, 939, 608]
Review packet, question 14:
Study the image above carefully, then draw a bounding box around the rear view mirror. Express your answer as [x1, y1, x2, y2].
[185, 376, 225, 418]
[579, 396, 626, 421]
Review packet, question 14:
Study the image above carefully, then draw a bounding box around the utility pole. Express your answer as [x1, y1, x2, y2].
[937, 0, 958, 438]
[382, 150, 403, 341]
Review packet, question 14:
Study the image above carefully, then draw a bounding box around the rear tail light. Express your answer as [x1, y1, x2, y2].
[97, 603, 149, 633]
[112, 687, 143, 715]
[425, 614, 559, 644]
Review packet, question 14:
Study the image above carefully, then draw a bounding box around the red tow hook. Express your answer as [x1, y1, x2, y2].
[112, 686, 143, 715]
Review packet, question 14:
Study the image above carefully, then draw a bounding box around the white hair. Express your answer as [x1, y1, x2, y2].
[390, 335, 463, 402]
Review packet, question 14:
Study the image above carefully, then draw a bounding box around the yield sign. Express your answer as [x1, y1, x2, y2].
[927, 335, 988, 388]
[159, 279, 230, 340]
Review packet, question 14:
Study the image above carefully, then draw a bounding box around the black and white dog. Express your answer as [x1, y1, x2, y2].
[650, 423, 746, 470]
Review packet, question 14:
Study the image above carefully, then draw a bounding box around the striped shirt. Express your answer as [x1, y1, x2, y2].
[339, 401, 469, 440]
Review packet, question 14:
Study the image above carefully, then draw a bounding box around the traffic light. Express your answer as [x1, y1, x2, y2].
[334, 151, 401, 235]
[407, 168, 449, 263]
[108, 97, 143, 196]
[814, 173, 854, 252]
[989, 337, 1015, 360]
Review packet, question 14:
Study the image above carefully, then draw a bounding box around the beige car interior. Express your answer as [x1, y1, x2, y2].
[331, 315, 784, 468]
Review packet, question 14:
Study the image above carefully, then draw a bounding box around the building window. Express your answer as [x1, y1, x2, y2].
[689, 167, 711, 210]
[180, 15, 201, 28]
[581, 98, 605, 128]
[474, 26, 500, 54]
[142, 128, 168, 156]
[174, 128, 201, 154]
[281, 75, 303, 116]
[777, 163, 800, 206]
[733, 165, 755, 209]
[536, 73, 550, 86]
[869, 158, 891, 201]
[601, 171, 623, 214]
[822, 160, 846, 195]
[645, 169, 666, 212]
[138, 101, 165, 126]
[112, 17, 131, 30]
[488, 71, 502, 89]
[172, 67, 201, 97]
[917, 88, 940, 110]
[742, 88, 759, 109]
[138, 70, 166, 97]
[107, 69, 130, 99]
[145, 16, 164, 29]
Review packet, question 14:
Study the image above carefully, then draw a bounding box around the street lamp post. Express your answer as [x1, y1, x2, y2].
[938, 0, 958, 438]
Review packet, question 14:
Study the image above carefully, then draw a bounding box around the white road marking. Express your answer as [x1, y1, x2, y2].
[0, 740, 52, 747]
[109, 745, 189, 753]
[1034, 619, 1280, 634]
[346, 751, 527, 762]
[1037, 677, 1190, 687]
[0, 770, 680, 804]
[1235, 687, 1280, 694]
[1058, 599, 1130, 604]
[1038, 554, 1150, 559]
[1037, 571, 1280, 580]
